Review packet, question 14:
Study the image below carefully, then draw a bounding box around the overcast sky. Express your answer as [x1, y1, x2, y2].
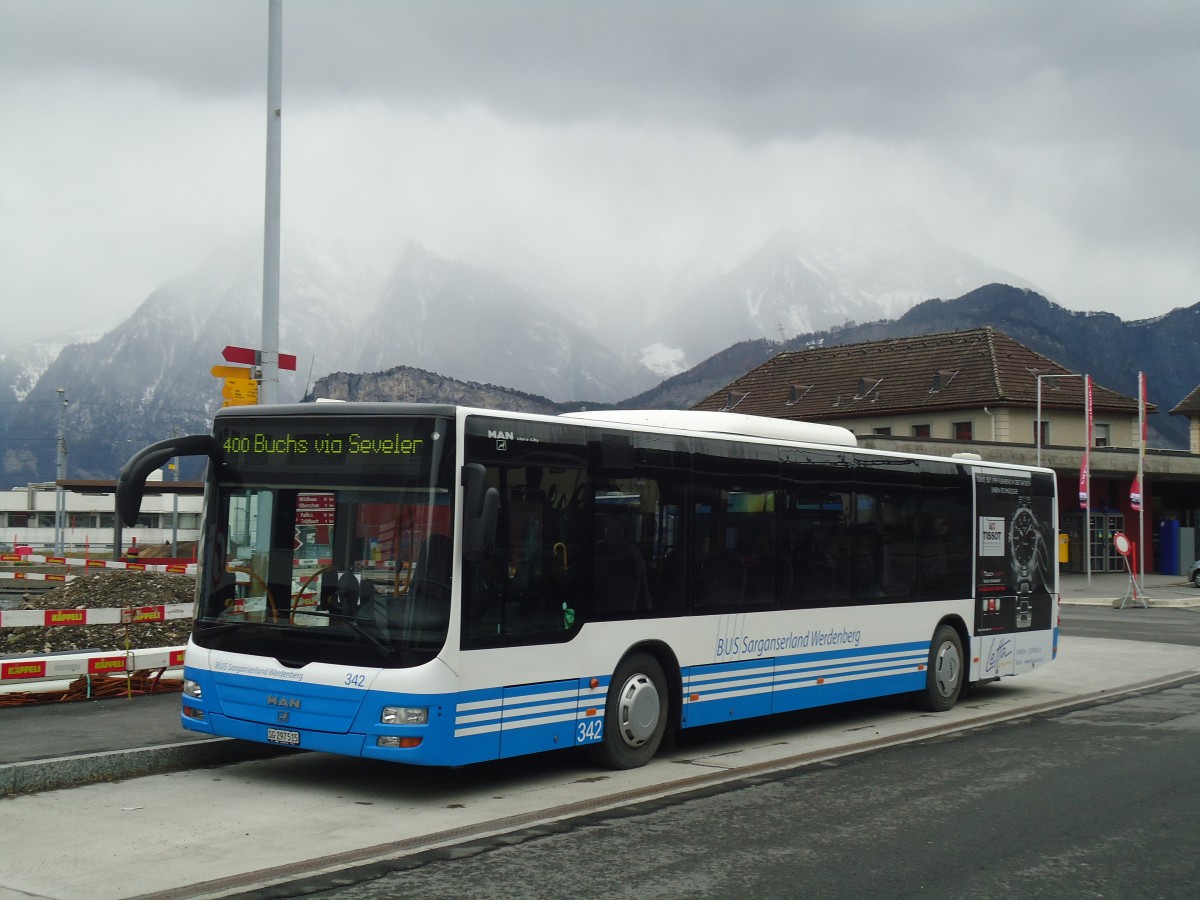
[2, 0, 1198, 350]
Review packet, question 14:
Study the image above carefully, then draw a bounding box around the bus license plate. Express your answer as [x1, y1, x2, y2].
[267, 727, 300, 746]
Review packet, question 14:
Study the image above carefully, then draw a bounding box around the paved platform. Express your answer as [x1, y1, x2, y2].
[3, 635, 1200, 900]
[1058, 571, 1199, 607]
[1, 572, 1196, 797]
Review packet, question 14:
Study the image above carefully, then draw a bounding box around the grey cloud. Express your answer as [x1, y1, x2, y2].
[2, 0, 1198, 350]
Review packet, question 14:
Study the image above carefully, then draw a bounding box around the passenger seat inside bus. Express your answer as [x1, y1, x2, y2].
[593, 516, 651, 614]
[696, 550, 746, 608]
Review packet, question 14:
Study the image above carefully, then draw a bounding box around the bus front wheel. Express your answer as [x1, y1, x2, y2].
[588, 652, 668, 769]
[917, 624, 964, 712]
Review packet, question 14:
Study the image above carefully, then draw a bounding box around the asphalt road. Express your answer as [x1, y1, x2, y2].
[266, 613, 1200, 900]
[1061, 604, 1200, 647]
[288, 679, 1200, 900]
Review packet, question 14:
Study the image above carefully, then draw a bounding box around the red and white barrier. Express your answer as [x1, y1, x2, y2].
[0, 646, 187, 685]
[0, 603, 193, 629]
[0, 571, 75, 583]
[0, 553, 196, 575]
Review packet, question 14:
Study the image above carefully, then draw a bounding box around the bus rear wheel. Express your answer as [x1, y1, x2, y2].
[917, 624, 964, 712]
[588, 652, 668, 769]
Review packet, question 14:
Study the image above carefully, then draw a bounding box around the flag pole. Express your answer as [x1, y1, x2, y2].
[1137, 372, 1147, 593]
[1081, 375, 1093, 587]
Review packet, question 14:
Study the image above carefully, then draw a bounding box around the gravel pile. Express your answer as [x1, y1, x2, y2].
[2, 570, 195, 657]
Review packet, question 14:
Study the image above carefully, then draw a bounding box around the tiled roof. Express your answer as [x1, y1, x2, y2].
[692, 327, 1146, 421]
[1171, 384, 1200, 416]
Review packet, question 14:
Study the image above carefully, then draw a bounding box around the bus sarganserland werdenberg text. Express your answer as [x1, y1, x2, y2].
[116, 403, 1057, 769]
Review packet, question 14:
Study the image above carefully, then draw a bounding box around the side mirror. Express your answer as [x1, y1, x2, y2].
[461, 463, 499, 562]
[116, 434, 220, 526]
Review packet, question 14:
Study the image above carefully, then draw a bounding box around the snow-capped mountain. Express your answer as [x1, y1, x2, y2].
[0, 237, 656, 485]
[633, 219, 1035, 376]
[0, 218, 1049, 487]
[355, 244, 651, 402]
[0, 323, 118, 403]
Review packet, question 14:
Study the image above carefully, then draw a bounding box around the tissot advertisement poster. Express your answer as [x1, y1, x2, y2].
[974, 469, 1055, 636]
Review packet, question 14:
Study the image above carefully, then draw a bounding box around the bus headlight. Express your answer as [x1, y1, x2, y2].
[183, 679, 203, 699]
[381, 705, 428, 725]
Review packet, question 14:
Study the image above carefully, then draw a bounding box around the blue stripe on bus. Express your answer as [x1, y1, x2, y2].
[184, 638, 935, 765]
[449, 677, 610, 759]
[681, 641, 929, 727]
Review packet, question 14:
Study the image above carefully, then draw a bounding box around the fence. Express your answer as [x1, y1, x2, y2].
[0, 555, 194, 705]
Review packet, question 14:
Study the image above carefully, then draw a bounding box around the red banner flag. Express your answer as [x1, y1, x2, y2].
[1079, 374, 1093, 509]
[1131, 372, 1146, 511]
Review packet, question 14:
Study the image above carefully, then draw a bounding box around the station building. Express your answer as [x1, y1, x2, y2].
[692, 327, 1200, 576]
[0, 472, 203, 557]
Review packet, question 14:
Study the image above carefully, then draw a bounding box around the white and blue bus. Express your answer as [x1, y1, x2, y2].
[116, 403, 1058, 769]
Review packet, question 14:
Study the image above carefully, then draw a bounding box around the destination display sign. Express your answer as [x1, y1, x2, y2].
[221, 430, 425, 458]
[215, 418, 447, 481]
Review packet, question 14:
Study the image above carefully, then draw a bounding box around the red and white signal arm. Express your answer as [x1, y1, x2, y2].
[1112, 532, 1132, 558]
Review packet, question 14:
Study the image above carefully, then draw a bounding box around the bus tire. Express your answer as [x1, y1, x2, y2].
[588, 652, 668, 769]
[917, 624, 964, 712]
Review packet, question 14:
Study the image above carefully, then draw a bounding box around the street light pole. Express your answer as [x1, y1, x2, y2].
[54, 388, 67, 554]
[170, 428, 180, 552]
[260, 0, 282, 405]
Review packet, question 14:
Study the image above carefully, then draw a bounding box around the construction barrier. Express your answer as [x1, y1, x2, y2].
[0, 646, 187, 686]
[0, 603, 193, 629]
[0, 558, 197, 703]
[0, 553, 197, 575]
[0, 571, 74, 583]
[0, 647, 187, 705]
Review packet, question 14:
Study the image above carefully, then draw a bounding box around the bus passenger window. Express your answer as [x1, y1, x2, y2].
[592, 475, 677, 619]
[593, 513, 650, 614]
[462, 464, 589, 646]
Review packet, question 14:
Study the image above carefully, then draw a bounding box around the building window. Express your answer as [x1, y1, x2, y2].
[872, 426, 892, 436]
[1034, 420, 1050, 445]
[1094, 423, 1111, 448]
[953, 421, 973, 441]
[912, 424, 931, 438]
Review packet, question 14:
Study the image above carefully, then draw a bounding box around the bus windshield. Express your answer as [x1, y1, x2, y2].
[192, 415, 454, 667]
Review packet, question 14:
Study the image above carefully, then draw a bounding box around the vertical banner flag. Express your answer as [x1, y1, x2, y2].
[1079, 374, 1093, 509]
[1130, 371, 1147, 511]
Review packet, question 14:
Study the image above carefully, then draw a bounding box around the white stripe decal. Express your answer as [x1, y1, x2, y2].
[499, 711, 578, 732]
[685, 655, 926, 704]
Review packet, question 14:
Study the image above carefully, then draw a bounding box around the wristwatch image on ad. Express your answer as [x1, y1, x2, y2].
[1009, 499, 1040, 596]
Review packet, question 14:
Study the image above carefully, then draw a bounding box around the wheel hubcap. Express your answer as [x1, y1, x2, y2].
[617, 673, 660, 747]
[934, 641, 960, 697]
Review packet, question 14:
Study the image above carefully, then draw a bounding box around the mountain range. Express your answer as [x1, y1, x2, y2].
[303, 284, 1200, 453]
[630, 220, 1034, 376]
[2, 224, 1194, 488]
[617, 284, 1200, 449]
